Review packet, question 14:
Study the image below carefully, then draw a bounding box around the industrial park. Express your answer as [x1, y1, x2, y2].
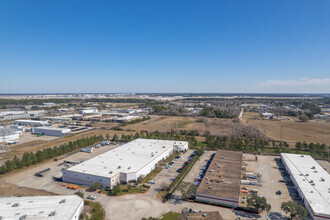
[0, 94, 328, 220]
[1, 0, 330, 219]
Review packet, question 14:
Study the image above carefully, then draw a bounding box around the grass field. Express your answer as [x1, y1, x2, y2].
[243, 119, 330, 145]
[0, 182, 55, 197]
[122, 116, 236, 136]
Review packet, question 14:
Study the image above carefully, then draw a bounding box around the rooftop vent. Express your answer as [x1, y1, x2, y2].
[209, 186, 213, 189]
[321, 177, 325, 181]
[19, 215, 27, 220]
[109, 171, 112, 174]
[299, 174, 303, 176]
[28, 201, 33, 203]
[128, 167, 131, 170]
[311, 166, 316, 169]
[12, 203, 19, 207]
[49, 211, 56, 216]
[305, 174, 309, 176]
[301, 155, 304, 157]
[314, 171, 318, 173]
[117, 166, 121, 169]
[310, 191, 313, 193]
[59, 199, 66, 204]
[202, 213, 208, 217]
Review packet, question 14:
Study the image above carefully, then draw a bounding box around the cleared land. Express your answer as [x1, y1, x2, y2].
[122, 116, 235, 136]
[0, 182, 55, 197]
[242, 119, 330, 145]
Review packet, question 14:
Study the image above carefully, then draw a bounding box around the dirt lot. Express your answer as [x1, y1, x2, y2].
[242, 118, 330, 145]
[122, 116, 235, 136]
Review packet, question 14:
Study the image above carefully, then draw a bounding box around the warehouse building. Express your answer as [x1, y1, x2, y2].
[0, 127, 21, 143]
[80, 109, 98, 114]
[43, 116, 72, 123]
[195, 150, 242, 208]
[33, 127, 71, 137]
[0, 195, 83, 220]
[281, 153, 330, 220]
[62, 139, 188, 188]
[14, 120, 49, 127]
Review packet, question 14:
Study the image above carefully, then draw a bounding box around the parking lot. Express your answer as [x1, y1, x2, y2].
[242, 154, 295, 216]
[172, 151, 215, 197]
[148, 150, 193, 196]
[3, 143, 119, 195]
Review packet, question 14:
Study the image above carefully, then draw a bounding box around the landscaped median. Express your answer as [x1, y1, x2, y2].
[157, 149, 203, 202]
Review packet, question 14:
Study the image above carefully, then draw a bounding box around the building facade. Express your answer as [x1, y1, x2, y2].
[62, 139, 188, 188]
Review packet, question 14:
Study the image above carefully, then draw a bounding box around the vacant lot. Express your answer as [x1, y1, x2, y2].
[243, 119, 330, 145]
[0, 182, 55, 197]
[122, 116, 236, 136]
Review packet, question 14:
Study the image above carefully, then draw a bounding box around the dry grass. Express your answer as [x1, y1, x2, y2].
[243, 119, 330, 145]
[0, 182, 55, 196]
[122, 116, 236, 136]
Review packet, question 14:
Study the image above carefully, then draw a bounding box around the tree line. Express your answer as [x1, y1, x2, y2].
[0, 135, 104, 175]
[110, 130, 329, 159]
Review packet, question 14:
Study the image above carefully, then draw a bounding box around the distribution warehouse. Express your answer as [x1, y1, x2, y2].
[0, 195, 83, 220]
[32, 127, 71, 137]
[281, 153, 330, 220]
[62, 139, 188, 188]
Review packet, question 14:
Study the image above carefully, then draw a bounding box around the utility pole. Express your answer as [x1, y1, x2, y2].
[176, 120, 178, 135]
[280, 124, 283, 143]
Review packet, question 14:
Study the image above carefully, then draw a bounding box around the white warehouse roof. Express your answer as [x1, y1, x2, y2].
[34, 127, 71, 132]
[0, 195, 83, 220]
[66, 139, 188, 178]
[281, 153, 330, 217]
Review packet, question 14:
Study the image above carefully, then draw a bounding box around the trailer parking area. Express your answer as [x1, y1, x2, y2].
[242, 154, 293, 216]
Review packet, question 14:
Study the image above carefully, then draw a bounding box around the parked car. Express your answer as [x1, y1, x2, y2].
[87, 195, 96, 200]
[276, 190, 282, 195]
[278, 180, 285, 183]
[148, 180, 155, 184]
[170, 177, 176, 181]
[176, 168, 182, 173]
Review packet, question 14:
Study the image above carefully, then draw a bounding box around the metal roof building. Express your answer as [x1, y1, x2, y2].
[32, 127, 71, 137]
[14, 120, 49, 127]
[0, 127, 21, 143]
[195, 150, 243, 208]
[0, 195, 83, 220]
[281, 153, 330, 220]
[63, 139, 188, 188]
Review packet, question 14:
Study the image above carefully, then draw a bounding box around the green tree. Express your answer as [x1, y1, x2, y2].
[112, 134, 119, 141]
[281, 201, 308, 219]
[247, 195, 271, 213]
[106, 133, 110, 140]
[74, 191, 84, 199]
[111, 185, 122, 195]
[88, 182, 101, 191]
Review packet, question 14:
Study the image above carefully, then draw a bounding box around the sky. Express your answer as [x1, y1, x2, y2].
[0, 0, 330, 93]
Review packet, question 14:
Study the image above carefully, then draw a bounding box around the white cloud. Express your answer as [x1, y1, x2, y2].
[258, 78, 330, 87]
